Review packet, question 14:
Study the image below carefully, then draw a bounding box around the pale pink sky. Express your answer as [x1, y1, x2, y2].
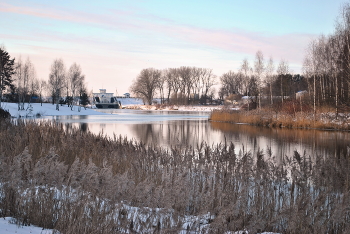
[0, 0, 343, 95]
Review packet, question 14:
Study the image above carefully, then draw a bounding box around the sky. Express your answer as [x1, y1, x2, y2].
[0, 0, 346, 95]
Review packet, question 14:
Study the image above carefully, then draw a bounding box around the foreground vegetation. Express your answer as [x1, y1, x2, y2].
[0, 113, 350, 233]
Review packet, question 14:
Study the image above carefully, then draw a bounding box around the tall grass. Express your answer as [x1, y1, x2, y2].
[210, 107, 350, 130]
[0, 118, 349, 233]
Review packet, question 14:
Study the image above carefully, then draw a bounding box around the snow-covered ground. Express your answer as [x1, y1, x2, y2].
[0, 217, 54, 234]
[1, 102, 107, 118]
[118, 97, 144, 106]
[1, 101, 224, 118]
[0, 216, 279, 234]
[126, 104, 223, 112]
[0, 216, 278, 234]
[119, 98, 224, 112]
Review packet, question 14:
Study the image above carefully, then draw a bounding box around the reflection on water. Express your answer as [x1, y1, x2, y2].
[41, 109, 350, 159]
[210, 122, 350, 162]
[129, 119, 213, 147]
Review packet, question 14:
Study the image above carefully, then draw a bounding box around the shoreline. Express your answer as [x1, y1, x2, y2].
[209, 109, 350, 131]
[123, 104, 222, 112]
[1, 102, 222, 118]
[1, 102, 107, 118]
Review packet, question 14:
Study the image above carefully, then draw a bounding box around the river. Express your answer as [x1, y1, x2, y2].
[41, 109, 350, 160]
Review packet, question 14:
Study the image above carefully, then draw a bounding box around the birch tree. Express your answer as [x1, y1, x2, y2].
[254, 51, 265, 109]
[67, 63, 85, 109]
[48, 58, 66, 111]
[277, 59, 289, 104]
[265, 56, 275, 105]
[240, 59, 252, 96]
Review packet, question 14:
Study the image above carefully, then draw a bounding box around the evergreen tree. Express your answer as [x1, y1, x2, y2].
[80, 92, 89, 109]
[0, 46, 15, 107]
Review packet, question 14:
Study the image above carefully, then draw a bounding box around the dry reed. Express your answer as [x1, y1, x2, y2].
[210, 108, 350, 130]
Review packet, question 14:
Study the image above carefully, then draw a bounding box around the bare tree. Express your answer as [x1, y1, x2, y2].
[26, 60, 38, 104]
[265, 56, 275, 105]
[220, 71, 237, 97]
[130, 68, 161, 105]
[170, 68, 182, 104]
[67, 63, 85, 110]
[254, 50, 265, 109]
[37, 79, 47, 106]
[15, 57, 36, 109]
[240, 58, 252, 96]
[15, 56, 25, 110]
[277, 59, 289, 104]
[199, 68, 216, 103]
[48, 59, 66, 111]
[192, 67, 201, 101]
[158, 72, 166, 104]
[163, 68, 175, 103]
[177, 66, 193, 104]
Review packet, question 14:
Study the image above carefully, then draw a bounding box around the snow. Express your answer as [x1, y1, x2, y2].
[1, 101, 224, 118]
[122, 104, 223, 112]
[0, 217, 54, 234]
[118, 97, 144, 106]
[0, 216, 279, 234]
[1, 102, 107, 118]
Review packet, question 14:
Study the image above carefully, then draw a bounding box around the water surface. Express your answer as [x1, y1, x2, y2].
[42, 109, 350, 159]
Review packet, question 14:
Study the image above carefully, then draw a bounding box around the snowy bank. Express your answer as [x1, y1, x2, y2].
[124, 104, 223, 112]
[0, 217, 54, 234]
[1, 102, 107, 118]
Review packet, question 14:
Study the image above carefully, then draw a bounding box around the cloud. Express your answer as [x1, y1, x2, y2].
[0, 1, 317, 65]
[1, 1, 318, 91]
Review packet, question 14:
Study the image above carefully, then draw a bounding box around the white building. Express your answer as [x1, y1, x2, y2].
[93, 89, 114, 103]
[93, 89, 121, 108]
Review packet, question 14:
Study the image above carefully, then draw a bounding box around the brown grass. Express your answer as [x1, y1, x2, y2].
[0, 118, 349, 233]
[210, 107, 350, 130]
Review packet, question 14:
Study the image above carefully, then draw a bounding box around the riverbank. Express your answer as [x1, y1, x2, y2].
[1, 102, 223, 118]
[123, 103, 223, 112]
[210, 108, 350, 131]
[1, 102, 107, 118]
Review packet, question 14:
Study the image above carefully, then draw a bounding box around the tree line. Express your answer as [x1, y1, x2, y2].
[0, 46, 88, 111]
[303, 3, 350, 116]
[130, 54, 307, 108]
[130, 66, 217, 105]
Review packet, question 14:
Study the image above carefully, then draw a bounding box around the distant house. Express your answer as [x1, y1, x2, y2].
[93, 89, 121, 109]
[93, 89, 114, 103]
[123, 93, 130, 98]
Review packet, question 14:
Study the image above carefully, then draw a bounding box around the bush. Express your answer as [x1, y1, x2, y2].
[0, 107, 11, 119]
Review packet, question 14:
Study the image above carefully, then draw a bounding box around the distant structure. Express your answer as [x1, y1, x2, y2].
[93, 89, 121, 109]
[296, 90, 308, 99]
[123, 93, 130, 98]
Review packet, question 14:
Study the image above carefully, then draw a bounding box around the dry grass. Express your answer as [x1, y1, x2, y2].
[0, 117, 350, 233]
[210, 107, 350, 130]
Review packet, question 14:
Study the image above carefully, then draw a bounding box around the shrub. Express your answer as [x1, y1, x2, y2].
[0, 107, 11, 119]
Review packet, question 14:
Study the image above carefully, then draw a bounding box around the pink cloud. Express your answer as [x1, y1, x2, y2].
[0, 2, 317, 65]
[1, 1, 317, 79]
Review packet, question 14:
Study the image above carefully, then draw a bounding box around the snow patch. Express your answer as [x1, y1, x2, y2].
[0, 217, 55, 234]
